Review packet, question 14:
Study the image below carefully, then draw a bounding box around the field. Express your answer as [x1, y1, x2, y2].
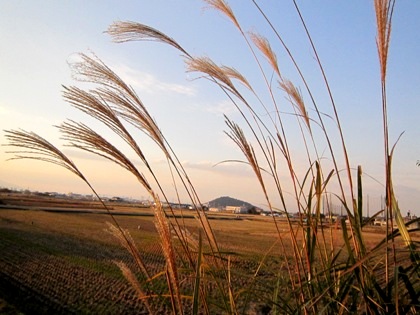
[0, 191, 417, 314]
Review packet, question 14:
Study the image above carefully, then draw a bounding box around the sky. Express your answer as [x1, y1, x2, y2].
[1, 1, 419, 216]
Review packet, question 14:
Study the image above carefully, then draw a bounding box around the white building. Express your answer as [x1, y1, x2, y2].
[225, 205, 249, 214]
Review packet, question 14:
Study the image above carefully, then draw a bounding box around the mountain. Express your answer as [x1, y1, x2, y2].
[207, 196, 254, 208]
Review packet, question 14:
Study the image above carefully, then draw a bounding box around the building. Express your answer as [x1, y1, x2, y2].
[225, 205, 249, 214]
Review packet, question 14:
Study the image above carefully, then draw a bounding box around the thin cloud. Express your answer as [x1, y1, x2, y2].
[114, 64, 196, 96]
[182, 159, 254, 177]
[0, 104, 60, 135]
[205, 99, 237, 115]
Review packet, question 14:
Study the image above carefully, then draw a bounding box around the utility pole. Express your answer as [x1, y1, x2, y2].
[367, 194, 370, 218]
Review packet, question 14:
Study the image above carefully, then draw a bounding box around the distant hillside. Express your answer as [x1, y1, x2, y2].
[208, 196, 253, 208]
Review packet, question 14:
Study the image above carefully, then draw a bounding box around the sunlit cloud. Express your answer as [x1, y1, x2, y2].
[205, 99, 237, 116]
[113, 64, 196, 96]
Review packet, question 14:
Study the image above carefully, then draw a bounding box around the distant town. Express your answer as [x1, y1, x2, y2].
[0, 187, 417, 229]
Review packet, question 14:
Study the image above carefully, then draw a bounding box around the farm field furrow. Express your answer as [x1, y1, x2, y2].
[1, 192, 416, 314]
[0, 206, 288, 313]
[0, 220, 154, 314]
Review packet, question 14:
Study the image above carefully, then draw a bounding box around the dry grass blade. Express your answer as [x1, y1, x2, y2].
[3, 129, 85, 179]
[280, 79, 310, 131]
[107, 21, 189, 57]
[152, 195, 183, 314]
[186, 57, 243, 101]
[63, 86, 148, 162]
[227, 256, 237, 315]
[224, 117, 264, 191]
[192, 232, 203, 315]
[63, 86, 116, 125]
[389, 141, 413, 248]
[194, 210, 221, 266]
[59, 120, 152, 192]
[204, 0, 240, 30]
[221, 66, 253, 91]
[374, 0, 396, 294]
[96, 88, 167, 155]
[172, 225, 199, 251]
[114, 260, 154, 314]
[71, 53, 138, 102]
[106, 223, 150, 278]
[186, 57, 231, 88]
[68, 54, 167, 156]
[69, 54, 151, 123]
[69, 54, 167, 157]
[249, 31, 281, 77]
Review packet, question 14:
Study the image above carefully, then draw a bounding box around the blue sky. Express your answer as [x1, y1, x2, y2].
[1, 1, 419, 215]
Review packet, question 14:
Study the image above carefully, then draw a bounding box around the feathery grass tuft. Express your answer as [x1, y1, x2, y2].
[204, 0, 240, 30]
[279, 79, 310, 131]
[107, 21, 190, 57]
[374, 0, 395, 82]
[249, 31, 281, 78]
[59, 120, 152, 192]
[4, 129, 85, 180]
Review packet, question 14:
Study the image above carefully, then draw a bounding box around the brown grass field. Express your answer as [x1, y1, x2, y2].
[0, 191, 417, 314]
